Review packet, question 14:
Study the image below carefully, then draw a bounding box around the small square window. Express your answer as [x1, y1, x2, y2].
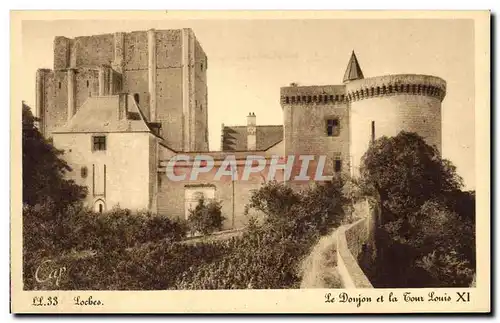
[326, 119, 340, 136]
[93, 136, 106, 151]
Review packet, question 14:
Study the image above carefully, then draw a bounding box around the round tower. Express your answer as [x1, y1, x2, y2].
[347, 74, 446, 174]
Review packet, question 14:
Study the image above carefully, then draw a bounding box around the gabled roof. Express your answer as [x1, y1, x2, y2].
[343, 51, 364, 83]
[222, 125, 283, 151]
[53, 95, 155, 134]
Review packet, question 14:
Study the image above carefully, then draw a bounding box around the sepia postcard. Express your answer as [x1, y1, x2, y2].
[10, 10, 491, 314]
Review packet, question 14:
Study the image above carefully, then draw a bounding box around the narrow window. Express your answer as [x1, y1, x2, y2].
[104, 164, 107, 197]
[86, 80, 89, 87]
[371, 121, 376, 143]
[326, 119, 340, 137]
[99, 204, 103, 213]
[81, 166, 88, 178]
[93, 136, 106, 151]
[58, 82, 61, 89]
[335, 159, 342, 173]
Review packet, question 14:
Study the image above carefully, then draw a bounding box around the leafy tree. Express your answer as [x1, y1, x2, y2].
[187, 198, 225, 235]
[22, 102, 87, 208]
[359, 131, 475, 287]
[360, 131, 463, 221]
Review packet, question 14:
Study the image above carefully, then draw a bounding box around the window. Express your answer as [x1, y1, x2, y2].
[371, 121, 376, 143]
[81, 166, 88, 178]
[94, 200, 106, 213]
[58, 82, 61, 89]
[326, 119, 340, 136]
[335, 159, 342, 173]
[86, 80, 89, 87]
[93, 136, 106, 151]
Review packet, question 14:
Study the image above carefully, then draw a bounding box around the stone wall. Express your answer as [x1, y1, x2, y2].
[281, 85, 350, 176]
[336, 218, 373, 289]
[52, 132, 154, 212]
[348, 74, 445, 174]
[336, 199, 380, 288]
[156, 151, 288, 229]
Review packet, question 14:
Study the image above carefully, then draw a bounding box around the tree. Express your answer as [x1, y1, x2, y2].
[22, 102, 87, 208]
[359, 131, 474, 287]
[187, 198, 225, 235]
[360, 131, 463, 222]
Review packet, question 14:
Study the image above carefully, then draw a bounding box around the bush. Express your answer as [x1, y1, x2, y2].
[25, 178, 351, 290]
[187, 198, 225, 235]
[23, 203, 188, 290]
[176, 179, 349, 289]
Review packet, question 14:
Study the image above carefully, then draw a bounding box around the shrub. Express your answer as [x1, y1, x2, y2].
[23, 202, 188, 290]
[187, 198, 225, 235]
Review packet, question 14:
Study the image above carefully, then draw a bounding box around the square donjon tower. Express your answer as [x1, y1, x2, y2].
[36, 28, 209, 152]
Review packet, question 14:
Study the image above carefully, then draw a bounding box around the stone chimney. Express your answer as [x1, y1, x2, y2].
[247, 112, 256, 151]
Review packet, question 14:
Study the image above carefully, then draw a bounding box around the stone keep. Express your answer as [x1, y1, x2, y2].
[36, 28, 209, 152]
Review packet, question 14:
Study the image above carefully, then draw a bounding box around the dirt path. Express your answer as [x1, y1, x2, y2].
[299, 229, 342, 288]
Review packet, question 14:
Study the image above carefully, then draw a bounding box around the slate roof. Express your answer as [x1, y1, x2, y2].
[343, 51, 364, 83]
[222, 125, 283, 151]
[53, 95, 155, 134]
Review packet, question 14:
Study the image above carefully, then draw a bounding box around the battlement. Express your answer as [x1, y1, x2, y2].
[280, 85, 347, 105]
[345, 74, 447, 102]
[280, 74, 446, 106]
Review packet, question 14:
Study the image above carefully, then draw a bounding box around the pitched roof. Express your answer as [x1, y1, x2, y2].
[53, 95, 154, 134]
[343, 51, 364, 83]
[222, 125, 283, 151]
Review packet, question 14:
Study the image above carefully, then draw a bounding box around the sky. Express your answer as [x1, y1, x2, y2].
[21, 18, 475, 189]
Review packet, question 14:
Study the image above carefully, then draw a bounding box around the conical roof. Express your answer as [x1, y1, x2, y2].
[343, 51, 364, 83]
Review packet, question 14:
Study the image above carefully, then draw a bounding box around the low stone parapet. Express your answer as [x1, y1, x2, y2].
[336, 218, 373, 289]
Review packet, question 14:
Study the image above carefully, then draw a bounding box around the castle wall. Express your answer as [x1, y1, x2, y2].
[281, 85, 350, 176]
[42, 70, 68, 138]
[121, 31, 151, 119]
[193, 37, 209, 151]
[38, 67, 119, 138]
[157, 171, 263, 230]
[347, 75, 446, 174]
[155, 30, 184, 151]
[75, 68, 99, 110]
[72, 34, 115, 68]
[53, 37, 71, 69]
[157, 154, 286, 229]
[52, 132, 153, 212]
